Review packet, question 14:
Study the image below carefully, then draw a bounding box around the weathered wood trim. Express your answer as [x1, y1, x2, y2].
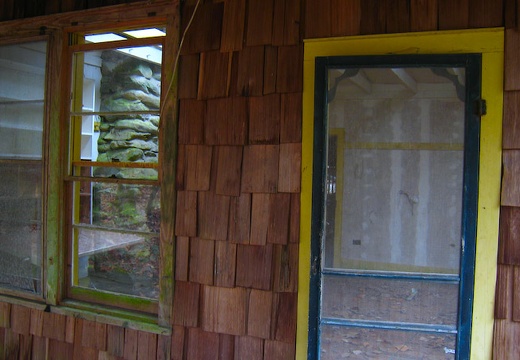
[45, 29, 66, 307]
[159, 5, 180, 327]
[0, 1, 177, 38]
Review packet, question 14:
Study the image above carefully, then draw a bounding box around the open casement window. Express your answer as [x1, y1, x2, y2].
[309, 54, 481, 359]
[65, 26, 166, 313]
[0, 40, 48, 297]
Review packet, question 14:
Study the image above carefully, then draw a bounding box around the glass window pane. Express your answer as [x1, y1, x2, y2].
[71, 47, 161, 166]
[0, 163, 42, 293]
[320, 326, 456, 360]
[322, 275, 459, 326]
[76, 181, 160, 232]
[69, 31, 163, 302]
[0, 41, 46, 294]
[77, 227, 159, 298]
[73, 180, 159, 299]
[0, 41, 46, 159]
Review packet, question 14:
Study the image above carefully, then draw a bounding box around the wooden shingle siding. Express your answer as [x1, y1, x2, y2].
[73, 319, 97, 359]
[42, 312, 66, 342]
[249, 94, 281, 144]
[304, 0, 331, 38]
[468, 0, 504, 28]
[241, 145, 280, 193]
[180, 2, 223, 55]
[502, 150, 520, 206]
[205, 97, 248, 145]
[138, 331, 158, 359]
[106, 324, 125, 357]
[272, 0, 301, 46]
[289, 193, 301, 244]
[178, 99, 205, 144]
[264, 339, 296, 360]
[503, 91, 520, 149]
[184, 145, 212, 191]
[220, 0, 245, 52]
[360, 0, 387, 35]
[175, 236, 190, 281]
[276, 45, 303, 93]
[215, 146, 243, 196]
[245, 0, 274, 46]
[410, 0, 438, 31]
[198, 192, 230, 240]
[201, 286, 247, 335]
[235, 335, 264, 360]
[280, 93, 302, 143]
[189, 237, 215, 285]
[178, 55, 200, 99]
[186, 327, 219, 359]
[170, 326, 185, 360]
[198, 50, 232, 99]
[495, 264, 512, 319]
[505, 29, 520, 91]
[499, 206, 520, 264]
[173, 281, 200, 327]
[514, 266, 520, 321]
[438, 0, 469, 29]
[234, 46, 265, 97]
[174, 191, 197, 237]
[272, 244, 299, 292]
[250, 193, 270, 245]
[0, 0, 516, 359]
[10, 305, 29, 336]
[247, 289, 273, 338]
[493, 320, 520, 360]
[123, 328, 139, 360]
[236, 244, 273, 290]
[386, 0, 411, 34]
[228, 193, 252, 244]
[267, 193, 291, 244]
[215, 240, 237, 287]
[263, 46, 279, 94]
[81, 319, 106, 350]
[497, 1, 520, 358]
[278, 143, 302, 193]
[32, 336, 46, 360]
[331, 0, 361, 37]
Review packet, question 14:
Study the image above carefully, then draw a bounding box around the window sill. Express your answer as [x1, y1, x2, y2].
[52, 300, 171, 335]
[0, 293, 47, 311]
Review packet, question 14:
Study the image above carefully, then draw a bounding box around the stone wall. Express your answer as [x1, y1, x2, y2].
[95, 50, 160, 180]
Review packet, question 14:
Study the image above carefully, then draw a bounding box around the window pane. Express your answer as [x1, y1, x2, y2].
[322, 275, 458, 326]
[69, 29, 163, 304]
[71, 47, 161, 166]
[0, 41, 46, 294]
[77, 228, 159, 298]
[320, 326, 456, 360]
[73, 180, 159, 299]
[76, 181, 160, 232]
[0, 163, 42, 294]
[0, 41, 46, 159]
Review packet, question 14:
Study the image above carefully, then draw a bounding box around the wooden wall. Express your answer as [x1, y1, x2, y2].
[0, 0, 520, 358]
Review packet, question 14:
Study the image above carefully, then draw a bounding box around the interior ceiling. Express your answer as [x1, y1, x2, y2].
[329, 67, 465, 100]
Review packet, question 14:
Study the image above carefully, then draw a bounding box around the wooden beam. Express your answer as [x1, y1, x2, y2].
[348, 71, 372, 93]
[392, 68, 418, 93]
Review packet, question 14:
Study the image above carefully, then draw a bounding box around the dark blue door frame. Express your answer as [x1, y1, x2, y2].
[308, 54, 482, 360]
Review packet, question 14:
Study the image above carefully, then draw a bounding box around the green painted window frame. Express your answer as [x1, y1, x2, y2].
[0, 1, 178, 329]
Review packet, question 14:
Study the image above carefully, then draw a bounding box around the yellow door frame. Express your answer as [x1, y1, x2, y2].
[298, 28, 504, 360]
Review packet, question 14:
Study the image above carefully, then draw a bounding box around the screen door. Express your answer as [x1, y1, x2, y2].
[309, 54, 481, 360]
